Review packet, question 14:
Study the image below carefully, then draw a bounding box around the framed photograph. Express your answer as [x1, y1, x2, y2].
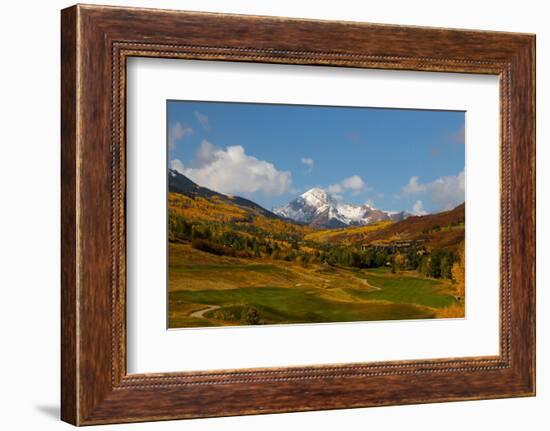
[61, 4, 535, 425]
[165, 100, 466, 330]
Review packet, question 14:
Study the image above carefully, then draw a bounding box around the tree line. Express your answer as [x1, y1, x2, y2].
[169, 214, 458, 280]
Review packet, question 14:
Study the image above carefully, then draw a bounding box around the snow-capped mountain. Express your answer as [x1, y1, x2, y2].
[274, 188, 411, 229]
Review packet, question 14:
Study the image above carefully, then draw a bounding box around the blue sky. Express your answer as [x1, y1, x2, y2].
[168, 100, 465, 214]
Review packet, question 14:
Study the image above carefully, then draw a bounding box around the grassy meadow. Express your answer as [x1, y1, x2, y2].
[168, 242, 461, 328]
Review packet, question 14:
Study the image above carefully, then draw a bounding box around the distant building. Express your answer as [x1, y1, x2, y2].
[361, 238, 428, 252]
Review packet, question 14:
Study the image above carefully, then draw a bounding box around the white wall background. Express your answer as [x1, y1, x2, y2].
[0, 0, 546, 429]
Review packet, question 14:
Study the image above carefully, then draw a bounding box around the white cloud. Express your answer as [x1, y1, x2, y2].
[430, 171, 465, 208]
[327, 183, 343, 194]
[168, 122, 193, 150]
[169, 159, 185, 173]
[196, 140, 218, 166]
[402, 176, 428, 194]
[194, 111, 209, 129]
[342, 175, 365, 191]
[327, 175, 369, 196]
[402, 170, 465, 211]
[182, 140, 292, 196]
[412, 200, 427, 216]
[301, 157, 314, 173]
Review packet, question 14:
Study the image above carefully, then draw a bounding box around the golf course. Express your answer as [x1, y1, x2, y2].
[168, 243, 460, 328]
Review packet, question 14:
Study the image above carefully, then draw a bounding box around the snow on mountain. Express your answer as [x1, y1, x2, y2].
[301, 188, 338, 208]
[274, 188, 411, 229]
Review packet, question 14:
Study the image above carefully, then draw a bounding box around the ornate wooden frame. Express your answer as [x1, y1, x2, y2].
[61, 4, 535, 425]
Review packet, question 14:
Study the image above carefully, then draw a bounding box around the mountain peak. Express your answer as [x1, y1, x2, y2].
[300, 187, 337, 208]
[274, 189, 412, 229]
[302, 187, 326, 197]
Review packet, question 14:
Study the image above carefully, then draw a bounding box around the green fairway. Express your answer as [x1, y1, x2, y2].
[166, 245, 460, 328]
[346, 269, 457, 309]
[169, 286, 435, 327]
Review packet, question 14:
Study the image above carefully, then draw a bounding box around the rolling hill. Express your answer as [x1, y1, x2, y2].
[305, 203, 464, 252]
[169, 168, 282, 220]
[168, 170, 313, 244]
[361, 203, 465, 252]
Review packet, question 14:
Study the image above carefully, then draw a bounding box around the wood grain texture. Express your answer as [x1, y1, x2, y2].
[60, 5, 78, 425]
[60, 4, 535, 425]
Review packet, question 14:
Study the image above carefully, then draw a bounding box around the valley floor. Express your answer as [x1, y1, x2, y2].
[168, 242, 464, 328]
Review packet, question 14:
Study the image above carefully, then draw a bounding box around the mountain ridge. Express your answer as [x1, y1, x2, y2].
[169, 170, 419, 230]
[168, 169, 283, 220]
[274, 187, 411, 229]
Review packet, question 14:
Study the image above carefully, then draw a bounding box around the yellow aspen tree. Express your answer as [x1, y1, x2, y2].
[451, 243, 465, 300]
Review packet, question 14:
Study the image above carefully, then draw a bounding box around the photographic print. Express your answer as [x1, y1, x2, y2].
[167, 101, 465, 329]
